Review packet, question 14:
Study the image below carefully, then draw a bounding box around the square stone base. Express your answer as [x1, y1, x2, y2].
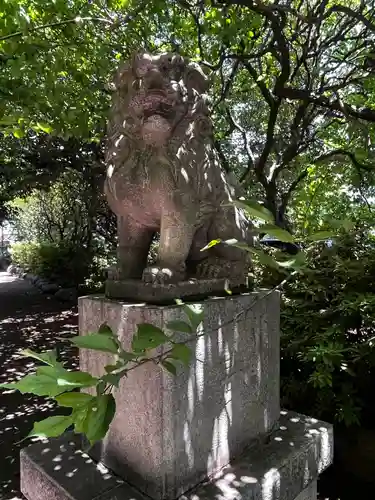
[79, 291, 280, 499]
[20, 411, 332, 500]
[105, 278, 250, 304]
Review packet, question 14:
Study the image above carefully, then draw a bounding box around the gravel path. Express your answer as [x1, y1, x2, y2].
[0, 271, 78, 499]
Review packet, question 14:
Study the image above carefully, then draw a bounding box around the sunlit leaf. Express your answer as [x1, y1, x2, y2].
[200, 239, 222, 252]
[230, 199, 274, 223]
[20, 349, 63, 369]
[36, 122, 53, 134]
[70, 334, 119, 354]
[56, 371, 98, 388]
[256, 225, 295, 243]
[0, 374, 63, 397]
[27, 415, 73, 439]
[132, 323, 169, 352]
[307, 231, 336, 241]
[55, 392, 95, 408]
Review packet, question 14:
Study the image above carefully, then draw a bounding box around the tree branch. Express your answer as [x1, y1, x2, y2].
[312, 149, 375, 171]
[224, 109, 255, 178]
[0, 17, 113, 42]
[0, 2, 148, 42]
[213, 139, 231, 173]
[214, 59, 240, 108]
[280, 169, 308, 216]
[275, 86, 375, 122]
[242, 61, 274, 107]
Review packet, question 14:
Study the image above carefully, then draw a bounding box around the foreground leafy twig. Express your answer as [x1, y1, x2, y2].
[0, 198, 338, 445]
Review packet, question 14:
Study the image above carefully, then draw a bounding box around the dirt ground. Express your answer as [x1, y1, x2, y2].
[0, 271, 78, 499]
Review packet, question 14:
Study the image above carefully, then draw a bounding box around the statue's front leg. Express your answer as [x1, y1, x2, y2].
[143, 214, 195, 284]
[113, 216, 154, 280]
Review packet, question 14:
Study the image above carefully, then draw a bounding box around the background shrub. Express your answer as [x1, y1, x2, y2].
[10, 241, 95, 287]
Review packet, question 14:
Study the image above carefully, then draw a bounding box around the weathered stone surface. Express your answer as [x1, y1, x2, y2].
[20, 412, 331, 500]
[105, 278, 249, 303]
[79, 290, 280, 500]
[183, 411, 332, 500]
[20, 433, 127, 500]
[55, 287, 78, 302]
[294, 480, 317, 500]
[105, 51, 253, 288]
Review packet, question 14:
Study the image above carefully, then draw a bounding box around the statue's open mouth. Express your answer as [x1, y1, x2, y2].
[142, 91, 173, 120]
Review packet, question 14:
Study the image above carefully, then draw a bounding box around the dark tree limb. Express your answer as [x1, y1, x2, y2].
[280, 169, 309, 216]
[275, 87, 375, 122]
[214, 59, 241, 108]
[313, 149, 375, 171]
[242, 61, 275, 106]
[214, 139, 231, 172]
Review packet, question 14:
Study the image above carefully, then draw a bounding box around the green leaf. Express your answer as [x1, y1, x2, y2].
[248, 248, 282, 269]
[98, 323, 114, 335]
[36, 122, 53, 134]
[167, 320, 193, 334]
[85, 394, 116, 444]
[170, 344, 192, 366]
[256, 225, 295, 243]
[132, 324, 169, 352]
[72, 405, 90, 434]
[20, 349, 63, 369]
[102, 370, 126, 388]
[56, 371, 98, 388]
[13, 128, 25, 139]
[231, 199, 274, 223]
[55, 392, 94, 408]
[307, 231, 335, 241]
[277, 251, 306, 269]
[161, 360, 177, 375]
[70, 334, 119, 354]
[27, 415, 73, 439]
[183, 304, 204, 330]
[119, 351, 139, 362]
[0, 374, 63, 397]
[200, 239, 222, 252]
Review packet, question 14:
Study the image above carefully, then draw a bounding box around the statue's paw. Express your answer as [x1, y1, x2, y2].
[142, 266, 181, 284]
[195, 258, 235, 280]
[196, 260, 222, 279]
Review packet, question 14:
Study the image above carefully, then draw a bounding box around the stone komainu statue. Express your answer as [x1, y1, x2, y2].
[105, 51, 252, 285]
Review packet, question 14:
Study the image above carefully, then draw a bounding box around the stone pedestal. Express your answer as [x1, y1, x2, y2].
[20, 290, 333, 500]
[80, 291, 280, 500]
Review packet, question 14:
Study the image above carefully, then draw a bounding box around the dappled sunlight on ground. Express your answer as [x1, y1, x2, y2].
[0, 271, 78, 499]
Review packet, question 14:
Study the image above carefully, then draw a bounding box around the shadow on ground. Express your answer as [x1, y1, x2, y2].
[0, 272, 78, 499]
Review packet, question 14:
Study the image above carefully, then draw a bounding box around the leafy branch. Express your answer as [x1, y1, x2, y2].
[0, 199, 339, 445]
[0, 1, 148, 42]
[0, 17, 113, 42]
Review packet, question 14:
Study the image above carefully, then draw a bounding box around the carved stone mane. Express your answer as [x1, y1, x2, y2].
[105, 51, 252, 290]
